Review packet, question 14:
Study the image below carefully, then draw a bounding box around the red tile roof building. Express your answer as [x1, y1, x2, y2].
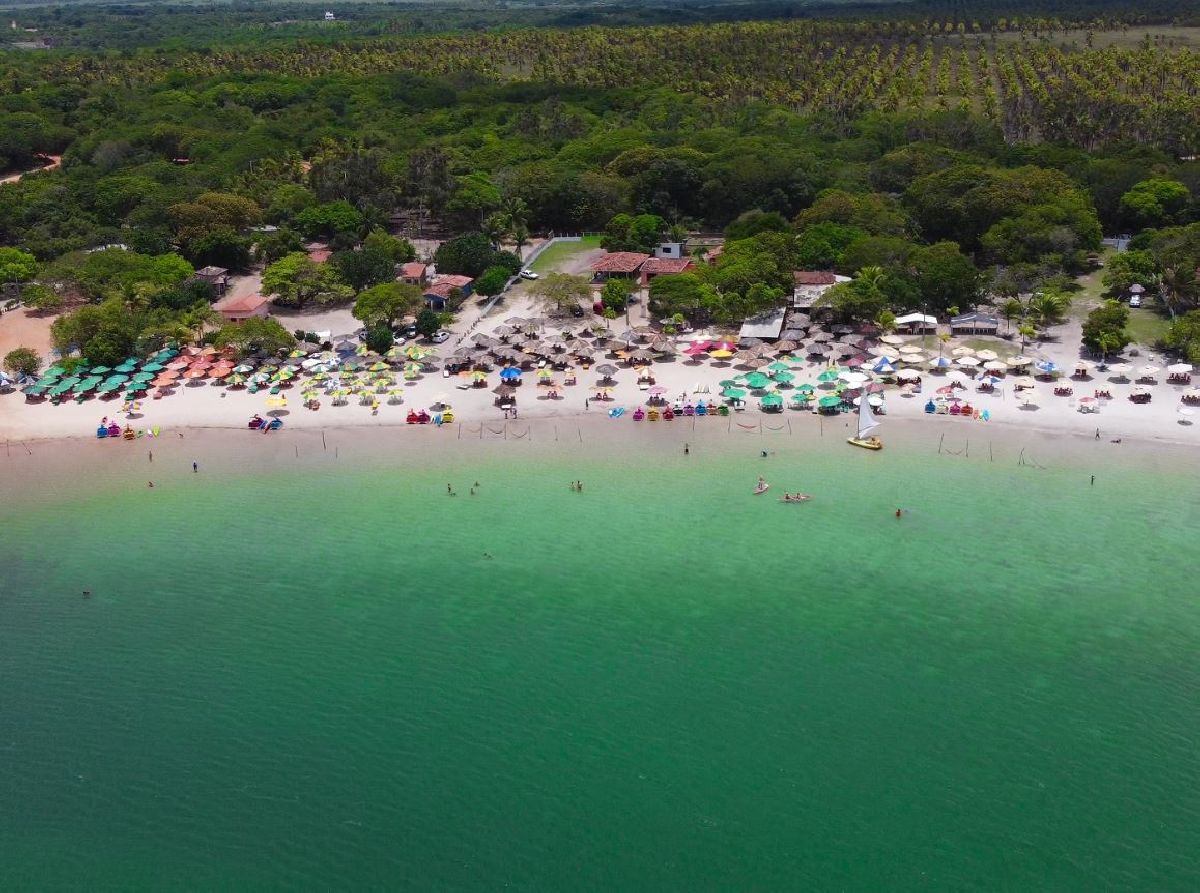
[639, 257, 695, 286]
[213, 293, 272, 323]
[591, 252, 651, 277]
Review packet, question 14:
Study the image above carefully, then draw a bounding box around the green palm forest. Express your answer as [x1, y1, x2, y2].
[2, 0, 1199, 367]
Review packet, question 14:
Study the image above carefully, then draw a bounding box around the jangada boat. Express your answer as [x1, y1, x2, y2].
[848, 394, 882, 451]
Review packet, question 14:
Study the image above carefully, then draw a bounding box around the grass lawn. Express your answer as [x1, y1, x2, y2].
[528, 235, 602, 274]
[1126, 307, 1172, 348]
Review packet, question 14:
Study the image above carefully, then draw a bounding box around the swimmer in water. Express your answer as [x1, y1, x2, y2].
[895, 508, 902, 518]
[148, 481, 155, 488]
[483, 552, 493, 560]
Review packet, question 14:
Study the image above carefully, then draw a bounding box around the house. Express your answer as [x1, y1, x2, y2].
[639, 257, 695, 287]
[702, 244, 724, 265]
[214, 293, 272, 323]
[950, 311, 1000, 334]
[398, 262, 429, 287]
[738, 307, 787, 343]
[792, 271, 849, 309]
[893, 312, 938, 333]
[324, 11, 336, 20]
[423, 275, 473, 309]
[307, 246, 331, 264]
[654, 240, 688, 260]
[590, 252, 650, 282]
[193, 265, 230, 295]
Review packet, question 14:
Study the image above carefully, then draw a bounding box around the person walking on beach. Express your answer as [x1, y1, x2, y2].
[192, 461, 198, 473]
[585, 398, 590, 410]
[684, 443, 689, 455]
[148, 450, 153, 462]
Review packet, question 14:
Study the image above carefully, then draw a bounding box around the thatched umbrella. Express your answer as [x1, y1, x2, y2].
[493, 324, 517, 337]
[743, 356, 772, 369]
[504, 316, 526, 326]
[566, 339, 592, 354]
[595, 363, 618, 377]
[810, 330, 833, 342]
[651, 340, 676, 355]
[628, 348, 656, 364]
[493, 384, 516, 397]
[774, 339, 798, 353]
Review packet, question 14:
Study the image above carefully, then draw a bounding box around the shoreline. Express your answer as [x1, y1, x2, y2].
[3, 412, 1195, 509]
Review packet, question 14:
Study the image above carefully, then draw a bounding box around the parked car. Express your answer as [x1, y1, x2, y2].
[430, 329, 451, 343]
[520, 269, 539, 280]
[1129, 295, 1142, 308]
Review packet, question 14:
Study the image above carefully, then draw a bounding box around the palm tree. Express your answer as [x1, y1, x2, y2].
[182, 304, 220, 346]
[1001, 297, 1025, 335]
[1018, 322, 1037, 353]
[1027, 291, 1070, 327]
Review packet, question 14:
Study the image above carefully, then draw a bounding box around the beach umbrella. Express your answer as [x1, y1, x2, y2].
[772, 339, 798, 353]
[810, 331, 833, 343]
[898, 344, 923, 354]
[983, 360, 1007, 372]
[711, 341, 736, 352]
[956, 356, 981, 367]
[740, 356, 769, 369]
[722, 388, 747, 400]
[594, 363, 618, 377]
[899, 352, 926, 364]
[745, 372, 771, 389]
[760, 393, 783, 408]
[839, 371, 870, 387]
[1011, 376, 1036, 389]
[979, 375, 1004, 386]
[796, 383, 816, 394]
[1106, 363, 1131, 375]
[950, 347, 974, 358]
[183, 367, 208, 379]
[879, 334, 904, 345]
[499, 366, 523, 381]
[125, 381, 148, 393]
[975, 349, 999, 362]
[872, 359, 895, 374]
[709, 349, 734, 359]
[226, 373, 247, 386]
[896, 369, 921, 382]
[89, 365, 112, 375]
[1137, 365, 1160, 378]
[1007, 355, 1032, 367]
[1034, 360, 1059, 375]
[928, 356, 952, 369]
[650, 340, 676, 355]
[166, 359, 189, 371]
[773, 370, 795, 384]
[74, 375, 102, 393]
[817, 394, 842, 408]
[209, 367, 232, 379]
[816, 369, 839, 382]
[1167, 363, 1193, 374]
[852, 394, 885, 408]
[536, 367, 553, 379]
[130, 371, 155, 382]
[766, 361, 791, 373]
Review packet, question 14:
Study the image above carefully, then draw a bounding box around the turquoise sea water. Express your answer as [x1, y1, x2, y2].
[2, 439, 1199, 889]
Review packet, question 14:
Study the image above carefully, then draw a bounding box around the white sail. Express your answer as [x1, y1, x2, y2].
[857, 394, 880, 439]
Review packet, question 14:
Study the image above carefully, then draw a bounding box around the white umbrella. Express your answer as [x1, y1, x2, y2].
[898, 344, 923, 354]
[880, 334, 904, 345]
[956, 356, 981, 367]
[1130, 283, 1145, 294]
[1138, 365, 1160, 378]
[896, 369, 921, 382]
[1007, 355, 1033, 367]
[983, 360, 1008, 371]
[852, 395, 884, 407]
[951, 346, 975, 357]
[1167, 363, 1193, 374]
[839, 371, 870, 386]
[975, 349, 999, 361]
[1107, 362, 1132, 374]
[900, 353, 927, 364]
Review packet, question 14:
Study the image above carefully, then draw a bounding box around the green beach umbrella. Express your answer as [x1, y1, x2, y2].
[797, 383, 815, 393]
[126, 382, 148, 393]
[131, 371, 155, 382]
[745, 372, 771, 389]
[773, 370, 795, 384]
[96, 381, 119, 394]
[818, 395, 842, 408]
[767, 361, 790, 373]
[89, 365, 112, 375]
[718, 379, 740, 389]
[817, 369, 839, 382]
[141, 362, 165, 372]
[761, 393, 783, 407]
[44, 365, 66, 377]
[74, 376, 102, 393]
[22, 384, 47, 395]
[723, 388, 747, 400]
[34, 375, 59, 388]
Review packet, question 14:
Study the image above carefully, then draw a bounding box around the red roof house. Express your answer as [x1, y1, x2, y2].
[591, 252, 651, 279]
[214, 293, 272, 323]
[399, 262, 429, 286]
[639, 257, 695, 286]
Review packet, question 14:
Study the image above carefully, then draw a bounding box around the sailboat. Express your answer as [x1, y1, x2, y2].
[847, 394, 882, 450]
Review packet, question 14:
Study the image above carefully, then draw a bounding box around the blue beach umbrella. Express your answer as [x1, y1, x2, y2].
[1035, 360, 1059, 375]
[499, 366, 522, 381]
